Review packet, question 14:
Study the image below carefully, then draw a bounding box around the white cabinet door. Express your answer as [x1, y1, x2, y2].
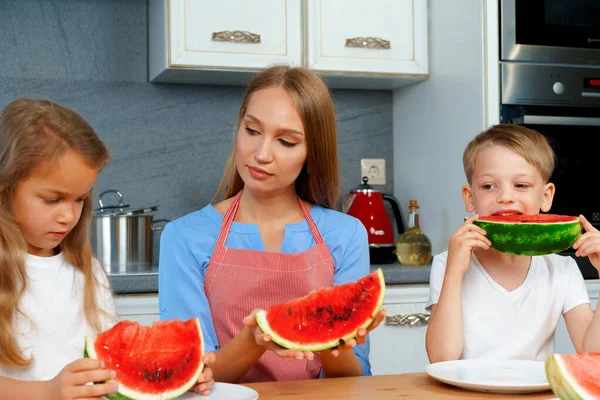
[369, 286, 431, 375]
[150, 0, 302, 81]
[114, 294, 160, 326]
[307, 0, 428, 76]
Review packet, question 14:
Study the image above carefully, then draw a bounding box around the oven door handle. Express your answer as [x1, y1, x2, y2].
[522, 115, 600, 126]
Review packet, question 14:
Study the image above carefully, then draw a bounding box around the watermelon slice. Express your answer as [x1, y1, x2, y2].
[546, 353, 600, 399]
[473, 214, 582, 256]
[255, 268, 386, 352]
[84, 318, 204, 400]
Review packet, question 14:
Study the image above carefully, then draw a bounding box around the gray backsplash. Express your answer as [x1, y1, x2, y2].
[0, 0, 393, 264]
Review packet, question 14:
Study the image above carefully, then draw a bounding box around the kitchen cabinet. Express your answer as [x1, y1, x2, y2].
[369, 285, 431, 375]
[484, 0, 501, 127]
[306, 0, 428, 84]
[114, 286, 433, 374]
[148, 0, 429, 89]
[149, 0, 302, 84]
[115, 294, 160, 326]
[113, 281, 598, 374]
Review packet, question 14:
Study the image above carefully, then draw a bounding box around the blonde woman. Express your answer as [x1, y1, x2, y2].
[159, 65, 386, 384]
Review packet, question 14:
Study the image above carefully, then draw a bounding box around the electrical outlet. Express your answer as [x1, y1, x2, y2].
[360, 158, 386, 185]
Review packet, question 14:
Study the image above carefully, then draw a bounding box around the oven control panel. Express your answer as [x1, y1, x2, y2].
[502, 63, 600, 107]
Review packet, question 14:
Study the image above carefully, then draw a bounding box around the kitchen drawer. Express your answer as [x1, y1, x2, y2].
[114, 294, 159, 326]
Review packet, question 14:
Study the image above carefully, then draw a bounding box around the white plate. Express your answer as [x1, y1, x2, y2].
[425, 359, 552, 394]
[178, 382, 259, 399]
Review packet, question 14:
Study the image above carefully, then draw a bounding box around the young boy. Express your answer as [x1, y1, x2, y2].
[425, 124, 600, 363]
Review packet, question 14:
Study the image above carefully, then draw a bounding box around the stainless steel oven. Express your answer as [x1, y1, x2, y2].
[501, 0, 600, 65]
[501, 63, 600, 279]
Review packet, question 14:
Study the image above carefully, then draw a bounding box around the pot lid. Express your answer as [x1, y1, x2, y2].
[93, 189, 158, 217]
[351, 176, 379, 192]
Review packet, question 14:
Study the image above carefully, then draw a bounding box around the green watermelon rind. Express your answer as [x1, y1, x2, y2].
[255, 268, 386, 352]
[84, 318, 205, 400]
[473, 218, 582, 256]
[545, 353, 590, 400]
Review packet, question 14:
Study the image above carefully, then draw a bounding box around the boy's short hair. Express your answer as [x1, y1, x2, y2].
[463, 124, 556, 185]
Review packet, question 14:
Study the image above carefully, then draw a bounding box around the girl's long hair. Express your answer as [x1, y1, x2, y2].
[212, 65, 340, 209]
[0, 96, 112, 367]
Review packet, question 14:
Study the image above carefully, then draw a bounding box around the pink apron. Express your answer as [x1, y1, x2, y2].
[204, 190, 335, 383]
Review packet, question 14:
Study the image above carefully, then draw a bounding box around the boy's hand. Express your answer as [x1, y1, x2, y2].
[446, 214, 491, 276]
[573, 215, 600, 270]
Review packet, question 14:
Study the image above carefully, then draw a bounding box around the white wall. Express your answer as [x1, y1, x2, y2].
[393, 0, 487, 256]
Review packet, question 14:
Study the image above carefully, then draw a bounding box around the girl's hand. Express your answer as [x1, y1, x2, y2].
[45, 358, 117, 400]
[243, 311, 315, 360]
[191, 353, 216, 396]
[319, 309, 388, 357]
[446, 214, 491, 276]
[573, 215, 600, 270]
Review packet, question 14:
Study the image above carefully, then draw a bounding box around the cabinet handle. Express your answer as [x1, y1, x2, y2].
[385, 313, 430, 326]
[345, 37, 391, 49]
[211, 30, 261, 44]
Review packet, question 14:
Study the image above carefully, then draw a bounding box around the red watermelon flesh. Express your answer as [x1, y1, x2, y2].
[546, 353, 600, 399]
[477, 214, 578, 223]
[84, 318, 204, 400]
[255, 269, 386, 352]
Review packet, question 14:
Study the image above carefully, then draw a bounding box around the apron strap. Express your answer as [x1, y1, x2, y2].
[215, 190, 325, 248]
[297, 199, 325, 245]
[214, 190, 243, 249]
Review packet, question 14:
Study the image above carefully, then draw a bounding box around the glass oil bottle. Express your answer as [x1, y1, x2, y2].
[395, 200, 432, 265]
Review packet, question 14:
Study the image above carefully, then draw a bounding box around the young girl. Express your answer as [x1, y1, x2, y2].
[158, 65, 386, 384]
[0, 97, 214, 399]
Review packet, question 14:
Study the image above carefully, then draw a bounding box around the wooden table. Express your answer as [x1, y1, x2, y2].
[242, 373, 557, 399]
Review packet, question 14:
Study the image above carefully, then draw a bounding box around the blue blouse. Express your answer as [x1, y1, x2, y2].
[158, 202, 372, 376]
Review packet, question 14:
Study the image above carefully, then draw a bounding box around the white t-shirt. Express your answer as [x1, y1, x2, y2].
[0, 253, 117, 381]
[426, 251, 590, 361]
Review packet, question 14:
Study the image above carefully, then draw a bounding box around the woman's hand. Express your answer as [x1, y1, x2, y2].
[244, 308, 387, 358]
[243, 311, 315, 360]
[45, 358, 117, 400]
[573, 214, 600, 270]
[190, 353, 216, 396]
[319, 309, 387, 357]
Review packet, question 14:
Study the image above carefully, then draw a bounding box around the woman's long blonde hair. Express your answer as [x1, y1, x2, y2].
[212, 65, 340, 209]
[0, 96, 112, 367]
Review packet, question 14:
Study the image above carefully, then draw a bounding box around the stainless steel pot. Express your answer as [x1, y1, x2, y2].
[90, 189, 169, 274]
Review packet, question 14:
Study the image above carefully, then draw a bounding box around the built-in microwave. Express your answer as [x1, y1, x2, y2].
[501, 0, 600, 65]
[501, 62, 600, 279]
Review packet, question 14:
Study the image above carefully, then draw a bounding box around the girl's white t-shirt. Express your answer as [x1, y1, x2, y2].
[426, 251, 590, 361]
[0, 253, 116, 381]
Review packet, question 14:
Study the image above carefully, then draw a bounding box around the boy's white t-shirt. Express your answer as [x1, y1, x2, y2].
[0, 253, 117, 381]
[426, 251, 590, 361]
